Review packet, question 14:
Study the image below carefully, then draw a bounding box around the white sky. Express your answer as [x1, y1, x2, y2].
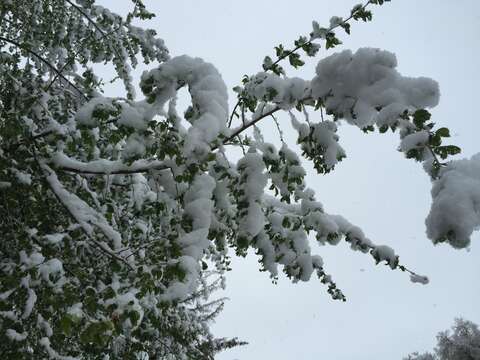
[101, 1, 480, 358]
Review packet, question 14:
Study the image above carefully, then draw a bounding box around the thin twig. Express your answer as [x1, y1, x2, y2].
[228, 102, 241, 128]
[218, 105, 280, 148]
[271, 114, 284, 143]
[269, 0, 374, 71]
[237, 135, 246, 155]
[241, 104, 246, 126]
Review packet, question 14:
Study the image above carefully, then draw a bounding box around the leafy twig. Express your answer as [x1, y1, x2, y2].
[0, 36, 87, 99]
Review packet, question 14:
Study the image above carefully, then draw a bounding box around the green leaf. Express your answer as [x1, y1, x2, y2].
[413, 109, 431, 128]
[262, 56, 273, 71]
[282, 217, 291, 228]
[288, 53, 304, 68]
[206, 152, 216, 162]
[85, 287, 96, 297]
[325, 32, 341, 49]
[102, 286, 116, 300]
[434, 145, 461, 159]
[128, 310, 140, 326]
[294, 37, 307, 47]
[352, 8, 373, 22]
[59, 314, 77, 336]
[436, 127, 450, 138]
[80, 321, 113, 345]
[429, 134, 442, 147]
[444, 145, 461, 155]
[275, 44, 285, 57]
[340, 22, 351, 34]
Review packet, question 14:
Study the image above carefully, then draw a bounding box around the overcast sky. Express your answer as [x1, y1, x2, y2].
[102, 1, 480, 358]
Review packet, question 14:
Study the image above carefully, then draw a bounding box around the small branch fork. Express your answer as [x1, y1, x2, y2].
[216, 104, 286, 150]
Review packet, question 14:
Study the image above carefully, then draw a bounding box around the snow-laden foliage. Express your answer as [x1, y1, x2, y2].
[0, 0, 476, 358]
[404, 318, 480, 360]
[426, 154, 480, 249]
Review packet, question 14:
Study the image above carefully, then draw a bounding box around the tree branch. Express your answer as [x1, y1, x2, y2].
[58, 164, 169, 175]
[217, 105, 282, 149]
[268, 0, 374, 71]
[45, 26, 122, 92]
[65, 0, 107, 36]
[37, 161, 134, 270]
[0, 36, 87, 100]
[228, 0, 375, 123]
[65, 0, 125, 63]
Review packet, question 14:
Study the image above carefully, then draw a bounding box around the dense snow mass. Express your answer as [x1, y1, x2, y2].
[426, 153, 480, 248]
[311, 48, 440, 127]
[244, 73, 310, 110]
[140, 55, 229, 160]
[0, 1, 478, 357]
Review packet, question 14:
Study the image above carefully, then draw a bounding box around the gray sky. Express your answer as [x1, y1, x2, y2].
[103, 1, 480, 358]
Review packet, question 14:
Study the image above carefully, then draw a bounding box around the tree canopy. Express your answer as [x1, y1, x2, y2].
[405, 318, 480, 360]
[1, 0, 478, 358]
